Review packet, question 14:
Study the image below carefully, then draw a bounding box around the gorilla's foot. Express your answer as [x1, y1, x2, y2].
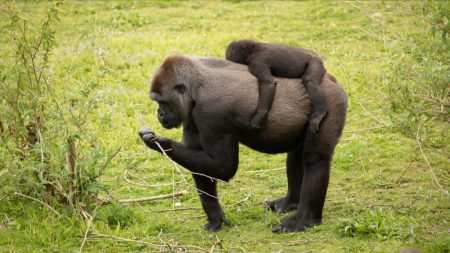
[249, 111, 268, 130]
[203, 216, 232, 232]
[308, 108, 327, 133]
[264, 197, 298, 214]
[272, 215, 321, 233]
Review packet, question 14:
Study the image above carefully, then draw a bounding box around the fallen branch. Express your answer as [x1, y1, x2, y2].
[101, 190, 188, 204]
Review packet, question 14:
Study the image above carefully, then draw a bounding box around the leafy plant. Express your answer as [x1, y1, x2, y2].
[338, 208, 416, 240]
[0, 2, 117, 213]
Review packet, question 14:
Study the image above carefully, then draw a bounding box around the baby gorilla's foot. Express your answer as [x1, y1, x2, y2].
[309, 108, 327, 133]
[249, 111, 268, 130]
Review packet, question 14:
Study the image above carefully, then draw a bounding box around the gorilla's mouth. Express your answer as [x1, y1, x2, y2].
[161, 120, 181, 129]
[161, 122, 174, 129]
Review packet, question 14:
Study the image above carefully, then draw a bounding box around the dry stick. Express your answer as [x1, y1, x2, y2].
[416, 122, 449, 196]
[270, 240, 310, 246]
[78, 209, 92, 253]
[344, 125, 388, 133]
[90, 233, 207, 252]
[111, 190, 188, 204]
[395, 155, 418, 184]
[145, 207, 201, 213]
[124, 169, 182, 188]
[138, 112, 223, 200]
[14, 192, 61, 217]
[138, 112, 181, 212]
[90, 233, 161, 247]
[123, 169, 151, 187]
[244, 167, 284, 174]
[358, 101, 388, 126]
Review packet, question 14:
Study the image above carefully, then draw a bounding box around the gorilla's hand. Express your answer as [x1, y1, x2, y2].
[139, 127, 172, 152]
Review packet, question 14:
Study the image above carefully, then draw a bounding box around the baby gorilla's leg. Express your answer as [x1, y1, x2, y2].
[250, 81, 277, 130]
[302, 58, 327, 133]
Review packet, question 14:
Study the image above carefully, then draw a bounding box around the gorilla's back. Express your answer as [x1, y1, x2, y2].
[193, 57, 347, 154]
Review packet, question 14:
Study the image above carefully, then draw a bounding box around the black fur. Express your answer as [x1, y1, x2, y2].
[226, 39, 327, 133]
[140, 56, 347, 233]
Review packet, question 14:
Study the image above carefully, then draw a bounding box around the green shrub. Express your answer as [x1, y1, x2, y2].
[0, 2, 116, 213]
[387, 1, 449, 145]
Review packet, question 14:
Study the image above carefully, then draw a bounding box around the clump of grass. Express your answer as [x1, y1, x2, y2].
[337, 208, 416, 240]
[96, 203, 136, 229]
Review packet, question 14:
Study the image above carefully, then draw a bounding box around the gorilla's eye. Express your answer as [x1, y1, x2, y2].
[174, 84, 186, 94]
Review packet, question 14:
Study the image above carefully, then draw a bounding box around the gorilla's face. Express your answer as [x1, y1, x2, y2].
[149, 60, 192, 129]
[155, 100, 181, 129]
[150, 80, 187, 129]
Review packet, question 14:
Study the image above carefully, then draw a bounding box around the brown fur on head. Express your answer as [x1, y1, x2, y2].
[150, 55, 202, 98]
[149, 56, 203, 128]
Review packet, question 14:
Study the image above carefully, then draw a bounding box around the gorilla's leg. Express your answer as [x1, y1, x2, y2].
[193, 175, 231, 232]
[266, 146, 303, 214]
[273, 133, 334, 233]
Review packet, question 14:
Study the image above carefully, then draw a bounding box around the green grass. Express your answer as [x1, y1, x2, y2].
[0, 1, 449, 252]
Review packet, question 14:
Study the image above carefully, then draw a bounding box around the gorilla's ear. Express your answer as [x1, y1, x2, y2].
[174, 84, 186, 94]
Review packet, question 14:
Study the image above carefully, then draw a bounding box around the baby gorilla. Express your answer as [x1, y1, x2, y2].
[226, 39, 327, 133]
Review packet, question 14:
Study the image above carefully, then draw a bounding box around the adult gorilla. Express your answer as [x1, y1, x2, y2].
[139, 55, 347, 233]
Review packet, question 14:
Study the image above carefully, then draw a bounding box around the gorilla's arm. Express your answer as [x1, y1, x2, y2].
[139, 128, 239, 182]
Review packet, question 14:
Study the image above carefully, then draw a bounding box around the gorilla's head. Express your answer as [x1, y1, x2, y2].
[149, 56, 200, 129]
[225, 39, 257, 65]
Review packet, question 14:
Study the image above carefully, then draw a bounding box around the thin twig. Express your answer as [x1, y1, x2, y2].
[270, 240, 311, 246]
[226, 194, 251, 207]
[102, 190, 188, 204]
[344, 125, 388, 133]
[416, 122, 449, 196]
[358, 101, 388, 126]
[244, 167, 284, 173]
[395, 155, 418, 183]
[14, 192, 61, 217]
[89, 233, 206, 251]
[90, 233, 161, 247]
[177, 215, 205, 222]
[123, 169, 151, 187]
[78, 208, 92, 253]
[145, 207, 201, 213]
[139, 116, 223, 199]
[123, 169, 183, 188]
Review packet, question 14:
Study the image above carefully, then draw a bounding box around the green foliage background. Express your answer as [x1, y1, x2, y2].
[0, 1, 448, 252]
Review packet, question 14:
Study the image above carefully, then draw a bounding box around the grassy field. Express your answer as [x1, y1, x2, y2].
[0, 1, 449, 252]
